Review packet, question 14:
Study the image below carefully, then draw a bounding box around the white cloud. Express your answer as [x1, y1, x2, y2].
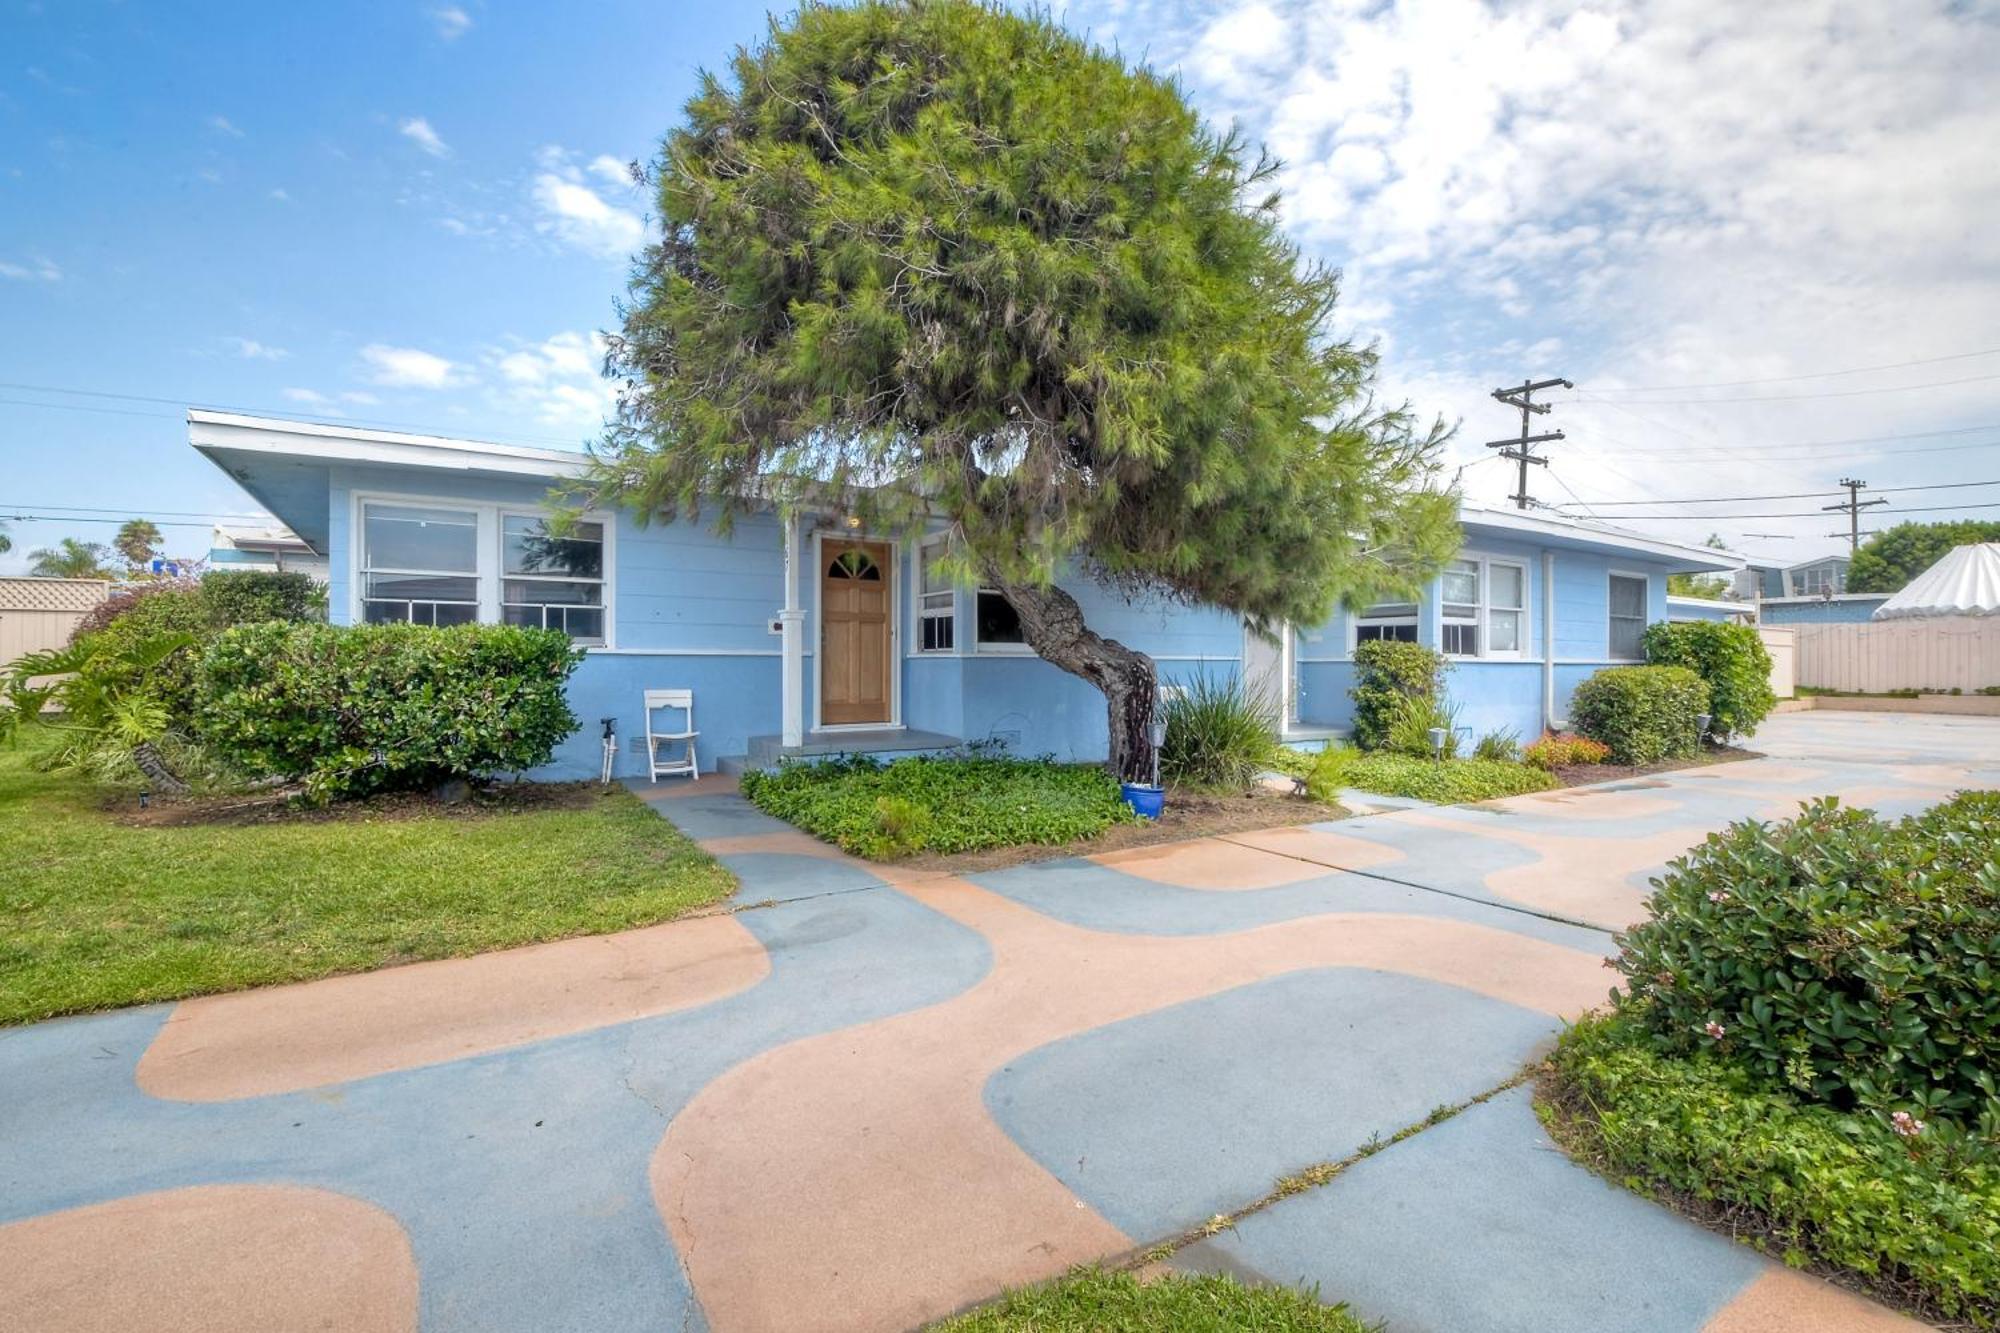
[269, 188, 293, 203]
[206, 114, 244, 138]
[0, 256, 60, 282]
[229, 337, 289, 361]
[488, 331, 616, 428]
[529, 147, 645, 261]
[358, 343, 464, 389]
[281, 387, 334, 408]
[431, 5, 473, 40]
[398, 116, 451, 158]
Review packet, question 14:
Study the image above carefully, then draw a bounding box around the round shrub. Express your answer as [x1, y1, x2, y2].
[197, 622, 583, 800]
[1522, 731, 1611, 770]
[1348, 639, 1446, 752]
[1569, 664, 1705, 764]
[1614, 792, 2000, 1129]
[1642, 620, 1775, 739]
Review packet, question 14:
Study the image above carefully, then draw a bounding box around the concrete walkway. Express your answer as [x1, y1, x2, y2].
[1, 713, 1993, 1331]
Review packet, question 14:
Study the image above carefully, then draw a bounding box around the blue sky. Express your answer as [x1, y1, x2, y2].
[4, 0, 1998, 574]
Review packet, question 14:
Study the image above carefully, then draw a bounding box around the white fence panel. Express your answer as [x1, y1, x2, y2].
[1793, 617, 2000, 693]
[1759, 626, 1795, 699]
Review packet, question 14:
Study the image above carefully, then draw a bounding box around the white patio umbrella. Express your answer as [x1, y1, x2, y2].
[1871, 543, 2000, 620]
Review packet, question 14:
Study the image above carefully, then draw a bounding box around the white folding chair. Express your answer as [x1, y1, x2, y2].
[644, 689, 700, 782]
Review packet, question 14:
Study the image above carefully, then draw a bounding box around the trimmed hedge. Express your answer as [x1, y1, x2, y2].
[1643, 620, 1775, 739]
[1569, 665, 1706, 764]
[200, 570, 322, 626]
[1548, 1013, 1999, 1326]
[197, 622, 582, 800]
[1349, 639, 1446, 752]
[1613, 792, 2000, 1127]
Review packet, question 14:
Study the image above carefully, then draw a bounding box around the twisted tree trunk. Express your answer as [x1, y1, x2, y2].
[989, 576, 1158, 783]
[131, 741, 189, 795]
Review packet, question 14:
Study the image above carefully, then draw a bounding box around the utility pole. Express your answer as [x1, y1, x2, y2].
[1484, 376, 1573, 509]
[1823, 477, 1887, 553]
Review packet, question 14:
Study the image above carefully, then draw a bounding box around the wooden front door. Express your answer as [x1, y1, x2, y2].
[820, 540, 893, 726]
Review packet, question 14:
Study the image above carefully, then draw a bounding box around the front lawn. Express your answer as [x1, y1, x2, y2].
[740, 752, 1139, 858]
[930, 1267, 1370, 1332]
[0, 732, 736, 1025]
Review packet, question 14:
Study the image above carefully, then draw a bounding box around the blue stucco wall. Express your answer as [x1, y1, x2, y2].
[1759, 597, 1887, 625]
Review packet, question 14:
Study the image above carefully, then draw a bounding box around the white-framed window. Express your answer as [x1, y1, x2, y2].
[975, 588, 1029, 651]
[1437, 555, 1529, 659]
[915, 541, 956, 653]
[360, 502, 480, 626]
[1353, 602, 1419, 645]
[501, 513, 606, 645]
[353, 495, 613, 647]
[1609, 572, 1649, 660]
[1441, 559, 1481, 656]
[1795, 564, 1843, 597]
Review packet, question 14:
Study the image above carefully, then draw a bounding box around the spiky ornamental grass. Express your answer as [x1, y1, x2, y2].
[588, 0, 1459, 779]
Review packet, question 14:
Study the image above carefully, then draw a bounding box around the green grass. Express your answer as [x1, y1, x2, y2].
[1543, 1013, 1999, 1327]
[930, 1268, 1372, 1332]
[1268, 746, 1558, 803]
[0, 731, 736, 1025]
[740, 752, 1138, 858]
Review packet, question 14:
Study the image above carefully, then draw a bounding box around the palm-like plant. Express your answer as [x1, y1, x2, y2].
[1, 631, 195, 789]
[28, 537, 117, 580]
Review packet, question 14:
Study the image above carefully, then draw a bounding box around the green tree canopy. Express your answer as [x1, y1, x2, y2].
[1849, 520, 2000, 594]
[113, 518, 164, 570]
[1667, 533, 1731, 599]
[589, 0, 1458, 777]
[29, 538, 117, 580]
[0, 521, 11, 555]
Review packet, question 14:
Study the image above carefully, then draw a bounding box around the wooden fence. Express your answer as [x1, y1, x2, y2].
[1793, 617, 2000, 693]
[0, 578, 108, 668]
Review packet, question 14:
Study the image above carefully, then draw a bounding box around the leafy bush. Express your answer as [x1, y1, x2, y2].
[1341, 752, 1557, 803]
[1642, 620, 1775, 738]
[1547, 1013, 1999, 1326]
[197, 622, 583, 800]
[1473, 728, 1520, 763]
[1522, 732, 1612, 770]
[934, 1266, 1373, 1332]
[740, 752, 1134, 857]
[1382, 692, 1461, 759]
[1158, 669, 1277, 790]
[1349, 639, 1446, 751]
[1613, 793, 2000, 1131]
[1569, 665, 1706, 764]
[199, 570, 323, 626]
[0, 632, 194, 775]
[66, 578, 202, 641]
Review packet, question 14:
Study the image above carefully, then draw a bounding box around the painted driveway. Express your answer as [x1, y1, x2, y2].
[2, 712, 1992, 1331]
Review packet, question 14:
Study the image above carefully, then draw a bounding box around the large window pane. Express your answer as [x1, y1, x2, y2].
[1490, 563, 1525, 609]
[1609, 573, 1648, 658]
[1441, 560, 1479, 607]
[364, 504, 477, 572]
[1609, 574, 1648, 618]
[366, 573, 478, 602]
[504, 515, 603, 579]
[1490, 609, 1522, 653]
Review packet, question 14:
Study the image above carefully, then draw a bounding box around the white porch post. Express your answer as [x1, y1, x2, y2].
[780, 513, 806, 748]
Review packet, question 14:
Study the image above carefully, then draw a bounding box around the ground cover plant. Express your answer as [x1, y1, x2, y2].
[740, 752, 1137, 859]
[1273, 744, 1557, 804]
[930, 1267, 1369, 1333]
[0, 727, 735, 1025]
[1543, 791, 2000, 1324]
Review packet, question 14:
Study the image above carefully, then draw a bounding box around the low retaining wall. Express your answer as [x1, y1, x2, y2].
[1776, 694, 2000, 717]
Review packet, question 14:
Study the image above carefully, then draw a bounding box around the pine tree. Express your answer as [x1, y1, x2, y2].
[590, 0, 1458, 778]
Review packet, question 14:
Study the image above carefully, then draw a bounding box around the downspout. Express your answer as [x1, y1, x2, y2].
[779, 513, 805, 748]
[1541, 550, 1560, 733]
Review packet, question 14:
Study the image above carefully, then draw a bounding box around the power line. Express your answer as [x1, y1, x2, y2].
[0, 512, 220, 528]
[1559, 477, 2000, 508]
[1583, 346, 2000, 393]
[1570, 369, 2000, 406]
[0, 502, 276, 520]
[1560, 401, 2000, 459]
[1483, 375, 1572, 509]
[1552, 501, 2000, 521]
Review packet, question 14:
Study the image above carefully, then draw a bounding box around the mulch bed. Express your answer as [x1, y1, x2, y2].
[897, 786, 1347, 874]
[1545, 743, 1761, 789]
[110, 781, 607, 828]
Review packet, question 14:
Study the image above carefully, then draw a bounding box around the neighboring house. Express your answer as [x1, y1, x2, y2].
[0, 577, 108, 667]
[1734, 554, 1849, 600]
[1757, 593, 1891, 625]
[1665, 594, 1753, 624]
[208, 522, 330, 581]
[189, 411, 1741, 778]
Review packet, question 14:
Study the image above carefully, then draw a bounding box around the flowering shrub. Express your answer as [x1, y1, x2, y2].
[1547, 1013, 1999, 1326]
[197, 622, 582, 800]
[1613, 793, 2000, 1131]
[1521, 732, 1611, 770]
[1569, 664, 1706, 764]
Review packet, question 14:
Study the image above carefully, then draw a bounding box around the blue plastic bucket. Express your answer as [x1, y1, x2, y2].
[1120, 782, 1165, 820]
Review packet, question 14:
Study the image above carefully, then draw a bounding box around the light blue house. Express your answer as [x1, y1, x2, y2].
[190, 411, 1740, 777]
